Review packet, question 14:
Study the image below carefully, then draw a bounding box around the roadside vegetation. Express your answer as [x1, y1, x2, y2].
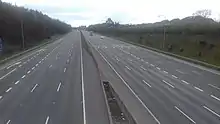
[88, 10, 220, 66]
[0, 1, 72, 59]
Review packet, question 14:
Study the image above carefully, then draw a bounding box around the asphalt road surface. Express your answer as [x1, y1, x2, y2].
[0, 30, 109, 124]
[83, 31, 220, 124]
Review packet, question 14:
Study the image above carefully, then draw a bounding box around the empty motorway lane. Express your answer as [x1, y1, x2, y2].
[0, 30, 110, 124]
[83, 31, 220, 124]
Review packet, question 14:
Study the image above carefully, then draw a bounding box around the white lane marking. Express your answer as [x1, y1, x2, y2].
[156, 67, 161, 70]
[0, 96, 2, 100]
[36, 64, 38, 66]
[211, 95, 220, 102]
[176, 69, 184, 74]
[39, 61, 42, 63]
[6, 120, 11, 124]
[45, 116, 50, 124]
[21, 75, 26, 79]
[194, 86, 203, 92]
[162, 80, 175, 88]
[125, 66, 131, 70]
[140, 66, 146, 71]
[80, 38, 86, 124]
[192, 70, 201, 75]
[163, 71, 168, 74]
[27, 70, 31, 74]
[181, 80, 189, 84]
[31, 84, 38, 92]
[57, 82, 61, 92]
[143, 80, 152, 87]
[175, 106, 196, 124]
[27, 59, 30, 62]
[0, 68, 17, 80]
[208, 84, 220, 91]
[141, 59, 144, 61]
[145, 61, 149, 64]
[6, 87, 12, 92]
[32, 67, 35, 70]
[150, 64, 155, 67]
[67, 59, 70, 63]
[7, 62, 21, 69]
[172, 75, 178, 79]
[49, 65, 52, 68]
[128, 58, 132, 62]
[15, 80, 20, 84]
[19, 64, 22, 67]
[203, 106, 220, 118]
[42, 58, 44, 61]
[64, 68, 66, 72]
[95, 49, 160, 124]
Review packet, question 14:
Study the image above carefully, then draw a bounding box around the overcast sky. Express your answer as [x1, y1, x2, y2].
[3, 0, 220, 26]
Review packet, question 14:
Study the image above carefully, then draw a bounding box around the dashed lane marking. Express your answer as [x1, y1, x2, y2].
[6, 87, 12, 92]
[162, 80, 175, 88]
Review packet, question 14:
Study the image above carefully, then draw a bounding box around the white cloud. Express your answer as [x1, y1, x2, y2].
[3, 0, 220, 26]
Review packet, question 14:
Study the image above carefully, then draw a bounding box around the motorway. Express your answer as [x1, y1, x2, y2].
[0, 31, 109, 124]
[82, 31, 220, 124]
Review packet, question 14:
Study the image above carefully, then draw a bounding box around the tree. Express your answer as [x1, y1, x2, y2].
[106, 18, 114, 24]
[193, 9, 212, 18]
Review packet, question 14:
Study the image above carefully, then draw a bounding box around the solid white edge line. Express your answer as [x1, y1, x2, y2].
[162, 80, 175, 88]
[6, 87, 12, 92]
[45, 116, 50, 124]
[95, 48, 160, 124]
[143, 80, 152, 87]
[181, 80, 189, 85]
[57, 82, 61, 92]
[203, 106, 220, 118]
[31, 84, 38, 92]
[211, 95, 220, 102]
[80, 35, 86, 124]
[6, 62, 21, 69]
[175, 106, 196, 124]
[194, 86, 203, 92]
[0, 68, 17, 80]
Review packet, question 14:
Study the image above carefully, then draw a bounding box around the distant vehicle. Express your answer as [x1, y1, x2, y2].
[100, 36, 104, 39]
[90, 32, 93, 36]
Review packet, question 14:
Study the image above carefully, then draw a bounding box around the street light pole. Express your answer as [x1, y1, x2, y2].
[158, 15, 166, 49]
[163, 26, 166, 49]
[21, 19, 25, 50]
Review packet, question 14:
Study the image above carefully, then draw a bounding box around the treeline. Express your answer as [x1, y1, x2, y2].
[88, 17, 220, 36]
[88, 17, 220, 65]
[0, 1, 72, 50]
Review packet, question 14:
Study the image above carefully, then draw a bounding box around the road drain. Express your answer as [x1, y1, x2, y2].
[103, 81, 136, 124]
